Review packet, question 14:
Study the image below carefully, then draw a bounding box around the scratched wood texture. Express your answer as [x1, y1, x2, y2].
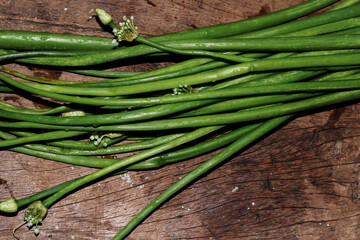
[1, 0, 360, 239]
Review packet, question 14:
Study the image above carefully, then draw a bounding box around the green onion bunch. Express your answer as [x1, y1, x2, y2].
[1, 0, 360, 238]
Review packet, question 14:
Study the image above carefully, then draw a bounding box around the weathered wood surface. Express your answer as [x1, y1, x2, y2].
[1, 0, 360, 239]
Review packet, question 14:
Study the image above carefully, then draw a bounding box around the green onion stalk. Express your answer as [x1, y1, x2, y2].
[2, 0, 360, 239]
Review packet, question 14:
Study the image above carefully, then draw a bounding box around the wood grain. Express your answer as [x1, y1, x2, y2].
[2, 0, 360, 239]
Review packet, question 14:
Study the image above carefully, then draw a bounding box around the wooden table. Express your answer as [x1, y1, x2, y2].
[1, 0, 360, 239]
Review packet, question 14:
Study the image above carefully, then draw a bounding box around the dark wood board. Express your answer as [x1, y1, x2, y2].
[2, 0, 360, 239]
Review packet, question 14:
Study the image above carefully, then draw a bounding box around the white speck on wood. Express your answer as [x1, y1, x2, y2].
[334, 140, 343, 154]
[120, 173, 135, 187]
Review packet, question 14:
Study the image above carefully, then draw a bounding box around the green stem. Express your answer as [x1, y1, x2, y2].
[142, 0, 341, 41]
[178, 93, 319, 117]
[0, 122, 254, 171]
[0, 130, 86, 148]
[2, 76, 358, 127]
[180, 69, 360, 117]
[0, 101, 72, 115]
[67, 69, 144, 78]
[235, 3, 360, 38]
[21, 133, 184, 156]
[112, 115, 292, 239]
[86, 3, 360, 87]
[15, 176, 86, 209]
[0, 50, 86, 61]
[0, 30, 118, 51]
[74, 13, 360, 88]
[130, 123, 260, 169]
[91, 90, 360, 131]
[25, 78, 360, 104]
[0, 122, 260, 211]
[0, 66, 78, 85]
[14, 2, 359, 67]
[1, 0, 337, 52]
[283, 16, 360, 37]
[329, 0, 360, 11]
[8, 89, 355, 132]
[10, 130, 126, 150]
[0, 100, 214, 126]
[70, 60, 231, 87]
[135, 36, 255, 63]
[5, 53, 360, 99]
[139, 35, 360, 53]
[0, 85, 13, 93]
[13, 170, 128, 211]
[40, 126, 223, 208]
[0, 138, 118, 168]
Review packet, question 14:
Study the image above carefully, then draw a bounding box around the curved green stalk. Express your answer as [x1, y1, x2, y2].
[0, 122, 257, 212]
[5, 53, 360, 99]
[0, 85, 13, 92]
[39, 125, 224, 208]
[235, 3, 360, 38]
[56, 53, 267, 88]
[89, 90, 360, 131]
[0, 100, 215, 126]
[0, 123, 257, 171]
[283, 16, 360, 37]
[67, 69, 144, 78]
[3, 1, 351, 89]
[98, 11, 256, 63]
[1, 0, 359, 235]
[10, 2, 356, 68]
[67, 14, 360, 87]
[21, 133, 185, 156]
[101, 2, 360, 88]
[1, 78, 358, 127]
[129, 122, 260, 169]
[0, 66, 78, 85]
[178, 93, 319, 117]
[0, 63, 357, 127]
[0, 30, 119, 51]
[2, 88, 359, 133]
[135, 36, 255, 63]
[70, 60, 231, 87]
[10, 130, 127, 150]
[16, 34, 360, 67]
[10, 169, 125, 211]
[0, 130, 124, 168]
[15, 176, 88, 210]
[0, 50, 86, 61]
[0, 0, 339, 52]
[5, 89, 355, 132]
[0, 130, 86, 148]
[0, 101, 72, 115]
[329, 0, 360, 11]
[26, 78, 360, 103]
[180, 69, 360, 117]
[112, 115, 292, 239]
